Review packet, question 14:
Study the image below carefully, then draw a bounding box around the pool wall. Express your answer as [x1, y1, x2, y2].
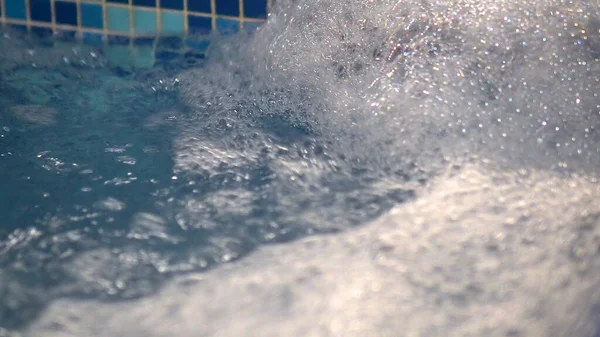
[0, 0, 267, 41]
[0, 0, 269, 68]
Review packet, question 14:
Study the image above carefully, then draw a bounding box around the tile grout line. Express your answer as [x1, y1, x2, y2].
[76, 0, 82, 39]
[101, 0, 108, 45]
[155, 0, 161, 34]
[0, 0, 5, 23]
[128, 0, 134, 48]
[25, 0, 31, 31]
[50, 0, 57, 33]
[239, 0, 245, 25]
[183, 0, 188, 33]
[153, 0, 160, 63]
[210, 0, 216, 31]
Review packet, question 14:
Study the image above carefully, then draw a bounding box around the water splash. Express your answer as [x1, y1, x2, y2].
[3, 0, 600, 335]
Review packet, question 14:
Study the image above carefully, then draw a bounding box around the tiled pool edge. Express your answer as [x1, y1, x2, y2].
[0, 0, 268, 40]
[0, 0, 268, 67]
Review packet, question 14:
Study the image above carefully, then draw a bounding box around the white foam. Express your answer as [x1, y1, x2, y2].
[24, 163, 600, 337]
[17, 0, 600, 334]
[179, 0, 600, 172]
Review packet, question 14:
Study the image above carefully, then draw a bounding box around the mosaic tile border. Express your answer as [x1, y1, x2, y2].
[0, 0, 269, 40]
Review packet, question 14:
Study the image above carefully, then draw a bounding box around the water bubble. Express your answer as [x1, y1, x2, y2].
[93, 198, 126, 211]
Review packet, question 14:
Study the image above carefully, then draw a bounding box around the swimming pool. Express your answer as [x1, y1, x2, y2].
[2, 0, 600, 336]
[0, 25, 423, 332]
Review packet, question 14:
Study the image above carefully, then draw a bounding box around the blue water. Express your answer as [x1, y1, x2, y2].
[0, 30, 417, 332]
[3, 0, 600, 334]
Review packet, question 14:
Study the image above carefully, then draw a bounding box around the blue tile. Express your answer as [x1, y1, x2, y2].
[215, 0, 238, 16]
[133, 46, 155, 68]
[160, 0, 183, 10]
[31, 26, 53, 38]
[7, 24, 28, 32]
[107, 0, 129, 3]
[133, 0, 156, 7]
[243, 21, 262, 33]
[55, 1, 78, 26]
[244, 0, 266, 18]
[56, 29, 77, 41]
[185, 38, 209, 51]
[133, 9, 157, 34]
[82, 32, 105, 45]
[107, 6, 130, 33]
[156, 50, 179, 63]
[184, 51, 205, 64]
[161, 11, 185, 35]
[5, 0, 27, 19]
[157, 36, 183, 49]
[187, 0, 211, 13]
[216, 18, 239, 34]
[108, 35, 130, 45]
[30, 0, 52, 22]
[188, 15, 211, 34]
[133, 37, 154, 46]
[81, 3, 103, 29]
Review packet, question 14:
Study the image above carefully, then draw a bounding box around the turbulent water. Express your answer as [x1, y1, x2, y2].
[1, 0, 600, 336]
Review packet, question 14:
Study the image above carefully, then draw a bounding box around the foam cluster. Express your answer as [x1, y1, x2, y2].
[7, 0, 600, 335]
[180, 0, 600, 172]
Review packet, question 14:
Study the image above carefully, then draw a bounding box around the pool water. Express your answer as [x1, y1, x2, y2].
[3, 0, 600, 335]
[0, 28, 418, 332]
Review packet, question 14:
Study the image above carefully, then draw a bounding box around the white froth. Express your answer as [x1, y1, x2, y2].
[15, 0, 600, 335]
[180, 0, 600, 172]
[24, 163, 600, 337]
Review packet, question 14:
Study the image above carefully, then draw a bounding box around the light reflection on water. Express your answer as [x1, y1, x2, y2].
[2, 0, 600, 334]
